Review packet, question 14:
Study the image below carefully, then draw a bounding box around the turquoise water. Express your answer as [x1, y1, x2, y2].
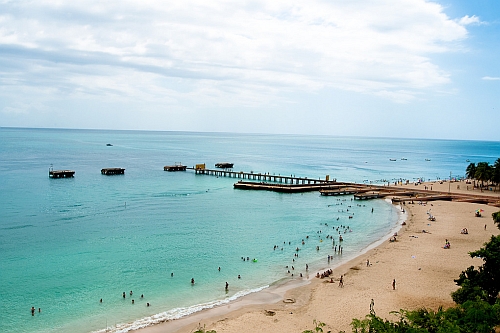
[1, 128, 498, 333]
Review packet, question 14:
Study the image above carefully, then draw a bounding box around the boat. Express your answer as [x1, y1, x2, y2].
[466, 159, 470, 162]
[401, 158, 407, 160]
[106, 143, 113, 146]
[389, 159, 396, 161]
[425, 159, 431, 161]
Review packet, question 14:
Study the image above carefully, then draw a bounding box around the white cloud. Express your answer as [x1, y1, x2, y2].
[458, 15, 482, 26]
[0, 0, 471, 112]
[482, 76, 500, 81]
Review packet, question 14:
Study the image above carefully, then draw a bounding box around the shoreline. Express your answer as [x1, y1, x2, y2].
[137, 185, 499, 333]
[131, 200, 406, 333]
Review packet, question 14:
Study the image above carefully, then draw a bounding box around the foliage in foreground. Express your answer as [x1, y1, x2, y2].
[350, 300, 500, 333]
[452, 235, 500, 305]
[493, 211, 500, 229]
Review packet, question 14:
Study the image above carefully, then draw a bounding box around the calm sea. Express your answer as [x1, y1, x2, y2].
[1, 128, 498, 333]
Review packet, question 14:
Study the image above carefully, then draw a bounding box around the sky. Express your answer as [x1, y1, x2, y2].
[0, 0, 499, 140]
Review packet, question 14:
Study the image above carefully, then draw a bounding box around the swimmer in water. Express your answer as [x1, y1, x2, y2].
[191, 278, 195, 284]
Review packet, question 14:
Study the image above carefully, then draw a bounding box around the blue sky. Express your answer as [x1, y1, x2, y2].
[0, 0, 499, 140]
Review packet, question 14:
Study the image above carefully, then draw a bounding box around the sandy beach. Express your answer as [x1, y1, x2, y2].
[139, 181, 500, 333]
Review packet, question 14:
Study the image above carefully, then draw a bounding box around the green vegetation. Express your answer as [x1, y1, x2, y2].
[465, 158, 500, 190]
[493, 211, 500, 230]
[351, 301, 500, 333]
[452, 235, 500, 305]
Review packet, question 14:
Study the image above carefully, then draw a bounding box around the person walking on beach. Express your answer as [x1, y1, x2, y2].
[339, 275, 344, 288]
[370, 299, 374, 314]
[392, 279, 396, 290]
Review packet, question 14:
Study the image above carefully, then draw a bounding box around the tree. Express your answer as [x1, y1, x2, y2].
[474, 162, 492, 188]
[452, 235, 500, 305]
[465, 162, 476, 180]
[493, 211, 500, 230]
[493, 158, 500, 189]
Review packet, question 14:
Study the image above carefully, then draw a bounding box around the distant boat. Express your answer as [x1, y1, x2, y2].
[466, 159, 470, 162]
[401, 158, 407, 160]
[389, 159, 396, 161]
[425, 159, 431, 161]
[106, 143, 113, 146]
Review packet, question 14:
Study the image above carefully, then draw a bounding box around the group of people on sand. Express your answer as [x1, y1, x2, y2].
[316, 269, 333, 279]
[315, 270, 344, 287]
[443, 239, 451, 249]
[460, 228, 469, 234]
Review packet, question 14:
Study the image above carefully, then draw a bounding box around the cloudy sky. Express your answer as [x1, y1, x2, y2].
[1, 0, 499, 140]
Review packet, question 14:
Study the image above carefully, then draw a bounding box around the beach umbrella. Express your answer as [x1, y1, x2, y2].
[476, 209, 484, 213]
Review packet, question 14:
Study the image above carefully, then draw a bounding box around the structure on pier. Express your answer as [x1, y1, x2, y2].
[101, 168, 125, 175]
[49, 169, 75, 178]
[215, 162, 234, 169]
[164, 163, 187, 171]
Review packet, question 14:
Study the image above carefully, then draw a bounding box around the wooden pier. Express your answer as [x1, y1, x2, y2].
[49, 170, 75, 178]
[164, 164, 187, 171]
[354, 192, 382, 200]
[189, 167, 333, 184]
[234, 181, 342, 193]
[101, 168, 125, 175]
[320, 186, 370, 196]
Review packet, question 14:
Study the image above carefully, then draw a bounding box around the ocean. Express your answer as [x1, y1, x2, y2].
[1, 128, 498, 333]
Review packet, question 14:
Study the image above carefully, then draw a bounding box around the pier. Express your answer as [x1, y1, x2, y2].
[164, 164, 187, 171]
[101, 168, 125, 175]
[49, 169, 75, 178]
[189, 167, 334, 184]
[234, 181, 342, 193]
[215, 162, 234, 169]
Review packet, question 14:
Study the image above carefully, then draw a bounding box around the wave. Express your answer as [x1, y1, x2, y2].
[91, 285, 269, 333]
[0, 224, 34, 230]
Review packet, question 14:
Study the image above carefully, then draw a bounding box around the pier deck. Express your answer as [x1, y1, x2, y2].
[233, 181, 342, 193]
[49, 170, 75, 178]
[189, 167, 333, 184]
[101, 168, 125, 175]
[164, 164, 187, 171]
